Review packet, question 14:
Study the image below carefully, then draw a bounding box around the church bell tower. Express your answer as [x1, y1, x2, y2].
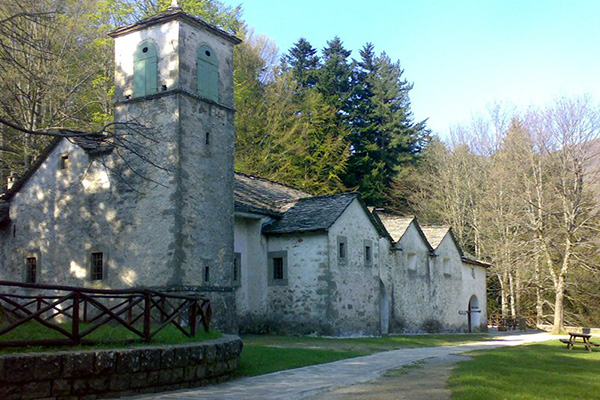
[109, 4, 241, 332]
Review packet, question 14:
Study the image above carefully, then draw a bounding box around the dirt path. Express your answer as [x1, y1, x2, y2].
[303, 354, 470, 400]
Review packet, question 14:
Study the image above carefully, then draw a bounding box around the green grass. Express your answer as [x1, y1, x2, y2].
[449, 341, 600, 400]
[237, 334, 489, 377]
[0, 320, 221, 353]
[236, 345, 362, 377]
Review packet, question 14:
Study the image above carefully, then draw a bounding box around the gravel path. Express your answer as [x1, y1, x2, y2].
[126, 331, 558, 400]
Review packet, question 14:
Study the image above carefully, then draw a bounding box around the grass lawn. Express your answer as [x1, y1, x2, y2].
[449, 341, 600, 400]
[237, 333, 489, 377]
[0, 321, 221, 353]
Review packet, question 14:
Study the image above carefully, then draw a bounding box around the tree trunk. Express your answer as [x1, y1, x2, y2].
[551, 275, 566, 334]
[509, 272, 516, 317]
[535, 253, 543, 326]
[498, 271, 509, 318]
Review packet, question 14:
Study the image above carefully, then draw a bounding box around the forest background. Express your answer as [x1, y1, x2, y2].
[1, 0, 600, 334]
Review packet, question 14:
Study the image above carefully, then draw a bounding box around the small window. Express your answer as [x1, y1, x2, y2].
[197, 45, 219, 102]
[59, 154, 69, 170]
[471, 267, 475, 279]
[204, 265, 210, 283]
[337, 236, 347, 265]
[25, 257, 37, 283]
[364, 239, 373, 267]
[233, 252, 241, 285]
[205, 132, 210, 145]
[407, 252, 417, 271]
[268, 251, 287, 285]
[273, 258, 284, 280]
[91, 252, 104, 281]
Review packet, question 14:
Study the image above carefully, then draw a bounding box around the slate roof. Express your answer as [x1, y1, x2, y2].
[262, 192, 359, 234]
[234, 172, 309, 217]
[420, 226, 452, 249]
[108, 6, 242, 44]
[374, 213, 416, 242]
[462, 256, 492, 268]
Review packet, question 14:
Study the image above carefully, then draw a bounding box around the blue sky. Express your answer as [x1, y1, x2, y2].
[229, 0, 600, 138]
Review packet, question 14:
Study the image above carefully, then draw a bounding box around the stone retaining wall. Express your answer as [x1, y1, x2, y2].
[0, 335, 243, 400]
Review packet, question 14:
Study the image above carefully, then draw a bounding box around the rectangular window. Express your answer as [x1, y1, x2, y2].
[364, 239, 373, 267]
[337, 236, 347, 265]
[407, 252, 417, 271]
[59, 154, 69, 170]
[25, 257, 37, 283]
[204, 265, 210, 283]
[91, 252, 103, 281]
[273, 257, 284, 280]
[233, 252, 241, 285]
[268, 251, 288, 286]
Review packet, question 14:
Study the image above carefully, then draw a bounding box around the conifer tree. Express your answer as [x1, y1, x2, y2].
[281, 38, 320, 89]
[343, 44, 429, 206]
[317, 37, 352, 113]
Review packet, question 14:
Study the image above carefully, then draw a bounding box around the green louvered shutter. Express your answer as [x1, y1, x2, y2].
[197, 45, 219, 103]
[133, 41, 158, 97]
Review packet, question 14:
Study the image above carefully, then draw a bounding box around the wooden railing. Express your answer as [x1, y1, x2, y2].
[488, 313, 536, 330]
[0, 281, 211, 348]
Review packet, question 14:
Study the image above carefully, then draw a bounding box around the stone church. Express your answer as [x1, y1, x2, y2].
[0, 6, 488, 335]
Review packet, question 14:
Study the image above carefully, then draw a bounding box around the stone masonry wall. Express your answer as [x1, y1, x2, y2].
[0, 335, 242, 400]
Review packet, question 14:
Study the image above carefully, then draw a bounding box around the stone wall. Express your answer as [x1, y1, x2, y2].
[0, 335, 242, 400]
[327, 200, 382, 336]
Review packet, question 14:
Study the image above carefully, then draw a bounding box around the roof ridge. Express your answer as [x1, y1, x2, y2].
[234, 171, 310, 195]
[296, 191, 358, 201]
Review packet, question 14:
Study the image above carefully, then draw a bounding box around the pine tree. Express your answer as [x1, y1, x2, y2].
[343, 44, 429, 206]
[281, 38, 320, 89]
[317, 36, 352, 113]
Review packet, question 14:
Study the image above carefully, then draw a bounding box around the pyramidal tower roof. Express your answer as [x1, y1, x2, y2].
[108, 5, 241, 44]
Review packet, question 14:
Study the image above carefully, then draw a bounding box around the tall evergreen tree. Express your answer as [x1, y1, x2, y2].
[281, 38, 320, 89]
[316, 36, 352, 113]
[343, 44, 429, 206]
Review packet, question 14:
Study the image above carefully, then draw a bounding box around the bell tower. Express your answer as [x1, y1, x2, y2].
[109, 5, 241, 332]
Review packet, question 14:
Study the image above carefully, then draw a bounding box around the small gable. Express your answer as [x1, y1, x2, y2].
[263, 193, 358, 234]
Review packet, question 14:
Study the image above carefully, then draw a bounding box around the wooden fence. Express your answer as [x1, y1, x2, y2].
[0, 281, 211, 348]
[488, 313, 536, 330]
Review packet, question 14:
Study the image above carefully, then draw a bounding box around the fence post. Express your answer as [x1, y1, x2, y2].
[189, 300, 198, 337]
[143, 293, 151, 342]
[83, 297, 88, 323]
[128, 297, 133, 324]
[72, 291, 80, 344]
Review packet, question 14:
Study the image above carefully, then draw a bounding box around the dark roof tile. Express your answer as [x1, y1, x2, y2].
[262, 193, 358, 234]
[233, 173, 309, 216]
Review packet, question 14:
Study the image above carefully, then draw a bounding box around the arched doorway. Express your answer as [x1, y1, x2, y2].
[379, 280, 389, 335]
[468, 295, 480, 332]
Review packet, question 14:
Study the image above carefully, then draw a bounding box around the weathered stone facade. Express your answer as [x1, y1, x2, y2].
[232, 191, 489, 336]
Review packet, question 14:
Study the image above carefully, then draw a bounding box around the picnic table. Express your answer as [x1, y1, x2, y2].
[560, 332, 600, 352]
